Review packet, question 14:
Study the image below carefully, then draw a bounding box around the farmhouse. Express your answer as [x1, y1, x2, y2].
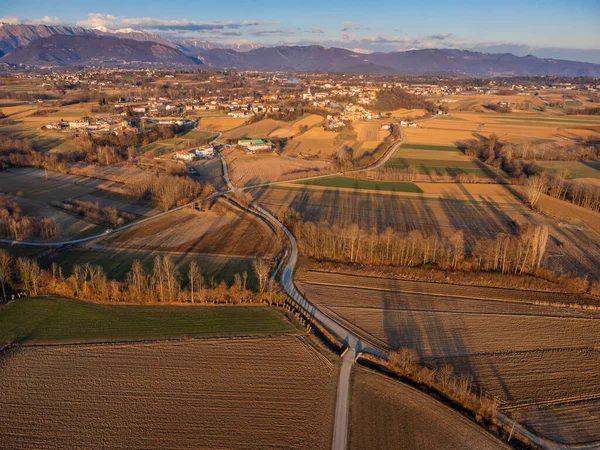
[238, 139, 272, 153]
[193, 146, 215, 159]
[68, 120, 89, 130]
[172, 151, 196, 161]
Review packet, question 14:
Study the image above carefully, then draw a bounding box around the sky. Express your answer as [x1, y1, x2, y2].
[2, 0, 600, 62]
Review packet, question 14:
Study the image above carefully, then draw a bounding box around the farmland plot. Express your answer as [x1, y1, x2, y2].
[297, 269, 600, 446]
[99, 200, 280, 258]
[349, 367, 506, 450]
[222, 118, 288, 140]
[253, 184, 600, 280]
[222, 146, 332, 186]
[199, 116, 247, 131]
[0, 337, 339, 449]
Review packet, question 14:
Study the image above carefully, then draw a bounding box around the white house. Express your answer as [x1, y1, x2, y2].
[193, 146, 215, 159]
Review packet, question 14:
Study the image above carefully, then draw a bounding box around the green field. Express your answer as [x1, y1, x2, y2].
[536, 160, 600, 179]
[41, 248, 258, 288]
[496, 116, 600, 125]
[295, 177, 424, 193]
[0, 297, 296, 345]
[385, 157, 500, 178]
[400, 144, 464, 152]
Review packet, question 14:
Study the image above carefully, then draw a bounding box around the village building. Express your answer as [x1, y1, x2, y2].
[237, 139, 272, 153]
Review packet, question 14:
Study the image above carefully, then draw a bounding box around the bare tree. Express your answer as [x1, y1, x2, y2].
[187, 260, 202, 303]
[253, 258, 271, 294]
[16, 257, 41, 296]
[524, 175, 548, 209]
[0, 249, 12, 301]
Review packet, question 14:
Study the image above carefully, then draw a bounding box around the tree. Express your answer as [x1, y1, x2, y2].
[16, 257, 41, 296]
[253, 258, 271, 294]
[187, 260, 203, 303]
[525, 175, 548, 209]
[0, 249, 12, 301]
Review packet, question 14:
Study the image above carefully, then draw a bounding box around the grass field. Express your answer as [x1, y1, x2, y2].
[0, 336, 338, 449]
[401, 144, 465, 152]
[536, 160, 600, 179]
[0, 297, 296, 345]
[295, 176, 424, 193]
[349, 367, 505, 450]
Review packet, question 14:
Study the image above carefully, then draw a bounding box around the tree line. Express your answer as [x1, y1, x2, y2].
[287, 216, 549, 275]
[0, 194, 59, 241]
[0, 251, 281, 306]
[51, 199, 135, 227]
[0, 136, 214, 212]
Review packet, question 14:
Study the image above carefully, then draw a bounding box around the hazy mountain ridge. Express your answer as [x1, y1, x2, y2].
[1, 23, 599, 76]
[0, 35, 200, 67]
[197, 46, 600, 76]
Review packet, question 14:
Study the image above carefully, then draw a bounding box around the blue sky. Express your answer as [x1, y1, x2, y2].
[2, 0, 600, 61]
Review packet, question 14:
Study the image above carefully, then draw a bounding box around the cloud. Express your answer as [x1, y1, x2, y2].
[249, 29, 295, 37]
[76, 13, 116, 28]
[306, 28, 324, 34]
[428, 33, 452, 40]
[32, 16, 61, 25]
[341, 21, 363, 32]
[118, 17, 269, 32]
[0, 16, 21, 24]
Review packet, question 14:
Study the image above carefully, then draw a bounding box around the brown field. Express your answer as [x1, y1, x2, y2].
[534, 192, 600, 235]
[383, 108, 428, 119]
[350, 367, 506, 450]
[297, 268, 600, 446]
[0, 167, 161, 238]
[355, 121, 386, 141]
[268, 114, 324, 138]
[222, 146, 332, 186]
[0, 336, 339, 449]
[221, 118, 288, 140]
[252, 184, 600, 280]
[198, 116, 247, 131]
[99, 200, 280, 258]
[191, 157, 226, 190]
[404, 127, 485, 146]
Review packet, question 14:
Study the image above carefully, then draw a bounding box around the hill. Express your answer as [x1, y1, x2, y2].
[199, 46, 600, 77]
[0, 34, 200, 67]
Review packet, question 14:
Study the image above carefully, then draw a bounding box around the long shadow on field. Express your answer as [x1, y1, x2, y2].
[438, 191, 513, 250]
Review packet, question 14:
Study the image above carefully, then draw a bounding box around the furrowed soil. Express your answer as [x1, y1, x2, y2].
[349, 366, 507, 450]
[251, 184, 600, 281]
[297, 268, 600, 446]
[0, 336, 339, 449]
[99, 200, 279, 258]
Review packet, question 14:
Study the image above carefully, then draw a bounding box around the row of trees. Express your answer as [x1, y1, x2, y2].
[0, 194, 59, 241]
[52, 199, 135, 227]
[525, 173, 600, 212]
[131, 174, 214, 211]
[0, 251, 280, 306]
[289, 219, 549, 274]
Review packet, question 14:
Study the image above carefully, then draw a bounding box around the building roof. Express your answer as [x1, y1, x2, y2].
[238, 139, 266, 145]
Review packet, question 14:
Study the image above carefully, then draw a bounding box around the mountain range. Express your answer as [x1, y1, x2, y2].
[0, 34, 199, 67]
[1, 23, 600, 77]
